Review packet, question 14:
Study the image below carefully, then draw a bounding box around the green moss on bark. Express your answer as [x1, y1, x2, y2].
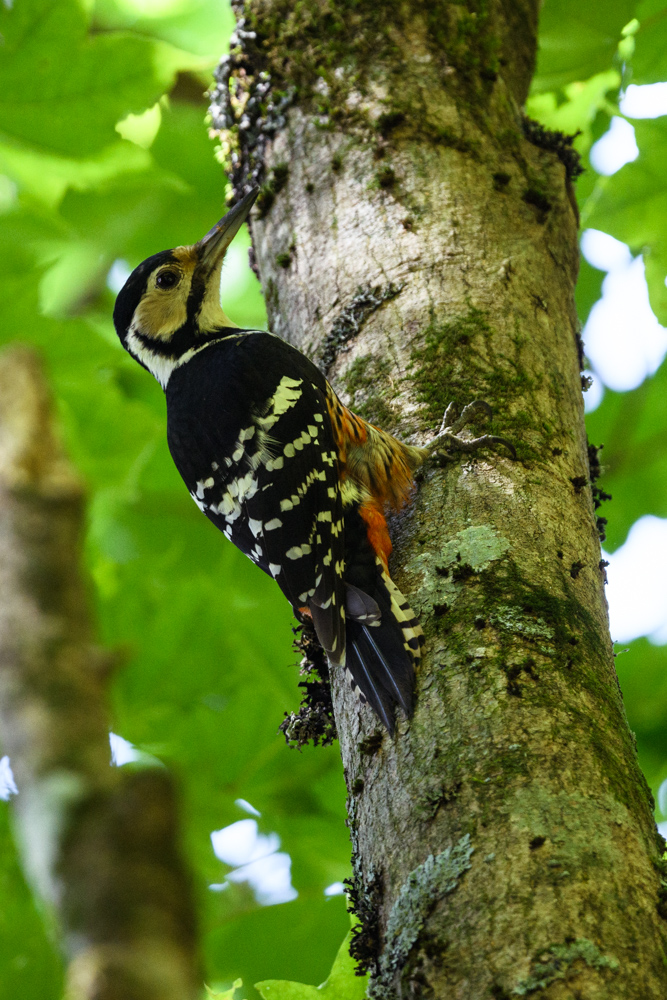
[512, 937, 619, 996]
[407, 306, 548, 461]
[423, 555, 603, 695]
[414, 545, 655, 820]
[341, 354, 401, 430]
[241, 0, 500, 94]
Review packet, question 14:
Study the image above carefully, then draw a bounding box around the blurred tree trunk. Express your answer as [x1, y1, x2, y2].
[210, 2, 667, 996]
[0, 346, 200, 1000]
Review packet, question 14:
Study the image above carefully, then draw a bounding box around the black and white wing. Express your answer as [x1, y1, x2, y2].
[166, 332, 347, 666]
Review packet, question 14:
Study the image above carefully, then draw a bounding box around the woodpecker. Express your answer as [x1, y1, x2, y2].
[113, 187, 513, 733]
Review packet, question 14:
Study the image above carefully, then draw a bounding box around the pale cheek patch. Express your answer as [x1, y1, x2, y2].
[133, 282, 189, 341]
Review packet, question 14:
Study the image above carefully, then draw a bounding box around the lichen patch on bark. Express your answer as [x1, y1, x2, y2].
[406, 522, 511, 615]
[379, 834, 474, 984]
[512, 938, 619, 996]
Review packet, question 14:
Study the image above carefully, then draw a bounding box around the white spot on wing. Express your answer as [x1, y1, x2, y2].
[195, 477, 215, 499]
[215, 493, 241, 522]
[190, 492, 207, 513]
[286, 544, 312, 560]
[233, 470, 258, 502]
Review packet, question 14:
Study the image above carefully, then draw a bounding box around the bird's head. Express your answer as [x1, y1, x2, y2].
[113, 186, 259, 387]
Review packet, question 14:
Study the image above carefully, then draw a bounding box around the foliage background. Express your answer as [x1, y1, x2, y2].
[1, 0, 667, 996]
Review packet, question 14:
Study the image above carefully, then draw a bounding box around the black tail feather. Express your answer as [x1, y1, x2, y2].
[346, 630, 396, 732]
[344, 578, 416, 734]
[361, 624, 412, 713]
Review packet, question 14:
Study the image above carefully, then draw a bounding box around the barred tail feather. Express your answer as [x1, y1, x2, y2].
[377, 558, 424, 663]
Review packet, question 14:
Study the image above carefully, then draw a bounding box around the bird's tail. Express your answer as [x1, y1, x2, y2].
[343, 559, 423, 733]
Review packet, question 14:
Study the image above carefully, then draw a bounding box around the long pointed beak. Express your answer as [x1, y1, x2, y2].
[197, 186, 260, 269]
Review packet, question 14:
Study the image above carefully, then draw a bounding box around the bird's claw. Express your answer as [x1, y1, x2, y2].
[425, 400, 516, 461]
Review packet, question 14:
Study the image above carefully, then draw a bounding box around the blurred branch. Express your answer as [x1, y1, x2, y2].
[0, 345, 200, 1000]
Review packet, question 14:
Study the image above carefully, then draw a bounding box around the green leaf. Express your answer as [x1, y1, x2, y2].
[93, 0, 236, 60]
[0, 807, 63, 1000]
[532, 0, 637, 92]
[0, 139, 152, 209]
[255, 931, 367, 1000]
[206, 977, 246, 998]
[0, 0, 176, 156]
[631, 2, 667, 84]
[20, 100, 267, 323]
[256, 979, 320, 998]
[525, 71, 620, 153]
[585, 118, 667, 325]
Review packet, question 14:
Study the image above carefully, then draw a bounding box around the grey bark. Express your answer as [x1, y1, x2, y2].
[210, 2, 667, 997]
[0, 346, 200, 1000]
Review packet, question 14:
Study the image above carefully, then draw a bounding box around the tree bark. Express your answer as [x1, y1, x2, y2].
[0, 346, 200, 1000]
[210, 2, 667, 997]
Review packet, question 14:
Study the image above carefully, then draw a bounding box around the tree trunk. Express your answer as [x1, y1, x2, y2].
[210, 2, 667, 996]
[0, 346, 200, 1000]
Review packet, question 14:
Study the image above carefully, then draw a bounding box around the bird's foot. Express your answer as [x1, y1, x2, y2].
[424, 400, 516, 460]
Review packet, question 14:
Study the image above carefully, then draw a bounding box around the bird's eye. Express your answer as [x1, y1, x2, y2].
[156, 269, 180, 289]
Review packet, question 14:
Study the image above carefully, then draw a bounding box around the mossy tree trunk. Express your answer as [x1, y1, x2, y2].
[210, 2, 667, 996]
